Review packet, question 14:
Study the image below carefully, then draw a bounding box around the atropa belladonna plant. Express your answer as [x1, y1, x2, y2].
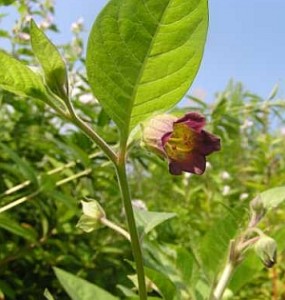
[0, 1, 284, 299]
[0, 0, 210, 298]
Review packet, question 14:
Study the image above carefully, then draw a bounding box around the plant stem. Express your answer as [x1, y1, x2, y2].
[0, 191, 40, 214]
[50, 92, 117, 165]
[68, 113, 117, 165]
[212, 262, 235, 300]
[116, 149, 147, 300]
[0, 168, 93, 213]
[101, 217, 130, 241]
[52, 95, 146, 297]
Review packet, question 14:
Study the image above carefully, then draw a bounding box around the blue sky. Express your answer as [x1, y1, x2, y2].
[1, 0, 285, 101]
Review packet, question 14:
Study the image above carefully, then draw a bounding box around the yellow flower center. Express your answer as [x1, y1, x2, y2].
[164, 123, 196, 161]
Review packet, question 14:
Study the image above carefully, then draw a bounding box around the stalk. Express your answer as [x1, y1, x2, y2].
[212, 262, 235, 300]
[101, 217, 130, 241]
[58, 97, 146, 298]
[51, 92, 117, 165]
[115, 147, 147, 300]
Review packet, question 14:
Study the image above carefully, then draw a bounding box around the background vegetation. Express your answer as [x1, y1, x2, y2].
[0, 1, 285, 299]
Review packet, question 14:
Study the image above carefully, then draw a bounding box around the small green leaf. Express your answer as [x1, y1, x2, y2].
[0, 214, 37, 242]
[144, 266, 176, 300]
[87, 0, 208, 137]
[194, 279, 211, 300]
[43, 288, 55, 300]
[0, 50, 50, 101]
[260, 186, 285, 210]
[0, 29, 9, 38]
[30, 19, 68, 101]
[176, 247, 194, 285]
[53, 267, 119, 300]
[116, 285, 137, 298]
[0, 0, 16, 6]
[0, 143, 38, 185]
[134, 208, 176, 237]
[0, 280, 15, 299]
[267, 83, 278, 100]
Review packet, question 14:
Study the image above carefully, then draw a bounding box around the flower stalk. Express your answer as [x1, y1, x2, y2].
[101, 217, 130, 241]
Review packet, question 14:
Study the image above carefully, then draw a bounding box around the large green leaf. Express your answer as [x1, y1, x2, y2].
[53, 267, 119, 300]
[30, 20, 68, 101]
[87, 0, 208, 136]
[260, 186, 285, 210]
[199, 206, 245, 281]
[0, 50, 49, 101]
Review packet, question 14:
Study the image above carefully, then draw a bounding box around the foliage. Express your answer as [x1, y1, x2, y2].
[86, 0, 208, 136]
[0, 1, 285, 300]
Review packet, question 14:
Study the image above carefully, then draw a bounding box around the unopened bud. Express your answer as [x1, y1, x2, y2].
[250, 195, 265, 213]
[249, 195, 266, 227]
[254, 236, 277, 268]
[76, 200, 105, 233]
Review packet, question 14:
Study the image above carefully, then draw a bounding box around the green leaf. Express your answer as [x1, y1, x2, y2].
[0, 29, 9, 38]
[176, 247, 194, 285]
[134, 208, 176, 237]
[116, 285, 137, 298]
[43, 288, 55, 300]
[53, 267, 119, 300]
[260, 186, 285, 210]
[199, 206, 245, 281]
[0, 143, 38, 185]
[0, 280, 15, 299]
[0, 50, 50, 101]
[194, 279, 211, 300]
[30, 19, 68, 101]
[87, 0, 208, 137]
[0, 0, 16, 6]
[0, 214, 37, 242]
[144, 266, 176, 300]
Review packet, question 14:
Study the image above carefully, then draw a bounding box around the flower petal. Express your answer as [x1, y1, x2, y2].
[162, 123, 197, 161]
[169, 152, 206, 175]
[198, 130, 221, 155]
[175, 112, 206, 132]
[142, 115, 177, 158]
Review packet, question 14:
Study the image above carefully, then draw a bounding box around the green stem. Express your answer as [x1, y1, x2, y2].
[50, 94, 145, 297]
[116, 148, 147, 300]
[212, 262, 235, 300]
[101, 217, 131, 241]
[66, 104, 117, 164]
[47, 92, 117, 164]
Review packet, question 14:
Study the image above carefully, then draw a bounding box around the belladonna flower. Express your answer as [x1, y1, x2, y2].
[142, 112, 221, 175]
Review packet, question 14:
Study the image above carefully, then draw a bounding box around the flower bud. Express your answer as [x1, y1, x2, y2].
[250, 195, 265, 214]
[76, 200, 106, 233]
[254, 236, 277, 268]
[249, 195, 266, 227]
